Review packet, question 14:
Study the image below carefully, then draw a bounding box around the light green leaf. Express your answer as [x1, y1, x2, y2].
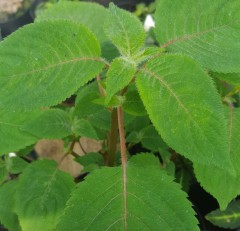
[72, 118, 98, 140]
[155, 0, 240, 72]
[0, 20, 104, 111]
[0, 180, 21, 231]
[136, 54, 234, 173]
[36, 1, 108, 43]
[23, 109, 72, 139]
[106, 57, 136, 103]
[15, 160, 75, 231]
[56, 156, 199, 230]
[194, 107, 240, 209]
[0, 111, 39, 155]
[129, 153, 161, 168]
[206, 200, 240, 229]
[104, 3, 146, 57]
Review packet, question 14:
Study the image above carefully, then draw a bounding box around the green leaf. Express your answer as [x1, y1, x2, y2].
[36, 1, 108, 44]
[75, 152, 104, 172]
[194, 107, 240, 209]
[0, 180, 21, 231]
[104, 3, 146, 57]
[72, 118, 98, 140]
[206, 200, 240, 229]
[0, 159, 7, 185]
[123, 84, 147, 116]
[105, 57, 136, 103]
[154, 0, 240, 73]
[136, 54, 234, 173]
[5, 156, 28, 174]
[0, 111, 39, 155]
[57, 154, 198, 231]
[15, 160, 75, 231]
[0, 20, 104, 111]
[129, 153, 161, 168]
[211, 72, 240, 86]
[141, 125, 168, 152]
[23, 109, 72, 139]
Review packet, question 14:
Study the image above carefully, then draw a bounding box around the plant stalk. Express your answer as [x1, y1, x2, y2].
[117, 106, 127, 229]
[107, 108, 118, 166]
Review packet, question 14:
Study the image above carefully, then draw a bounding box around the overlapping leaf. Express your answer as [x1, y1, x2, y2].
[206, 200, 240, 229]
[23, 109, 72, 139]
[154, 0, 240, 72]
[104, 3, 146, 57]
[15, 160, 75, 231]
[0, 180, 21, 231]
[0, 20, 104, 111]
[105, 57, 136, 103]
[194, 107, 240, 209]
[136, 54, 234, 173]
[56, 154, 199, 230]
[0, 111, 39, 155]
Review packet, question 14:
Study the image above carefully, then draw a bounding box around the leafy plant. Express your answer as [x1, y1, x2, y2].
[0, 0, 240, 230]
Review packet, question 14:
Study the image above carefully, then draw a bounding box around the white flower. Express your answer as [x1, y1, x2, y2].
[8, 152, 17, 158]
[144, 14, 155, 32]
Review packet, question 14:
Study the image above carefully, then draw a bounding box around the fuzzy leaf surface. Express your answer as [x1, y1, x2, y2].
[194, 107, 240, 209]
[23, 109, 72, 139]
[136, 54, 233, 173]
[15, 160, 75, 231]
[56, 155, 199, 231]
[206, 200, 240, 229]
[106, 58, 136, 103]
[212, 72, 240, 86]
[0, 111, 39, 155]
[0, 20, 104, 111]
[155, 0, 240, 72]
[104, 3, 146, 57]
[36, 1, 108, 44]
[0, 180, 21, 231]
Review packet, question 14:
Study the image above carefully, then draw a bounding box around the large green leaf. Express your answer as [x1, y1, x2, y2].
[136, 54, 234, 173]
[0, 20, 104, 111]
[104, 3, 146, 57]
[194, 107, 240, 209]
[0, 111, 39, 155]
[206, 200, 240, 229]
[15, 160, 75, 231]
[154, 0, 240, 73]
[105, 57, 136, 103]
[36, 1, 108, 44]
[22, 109, 72, 139]
[0, 180, 21, 231]
[56, 154, 199, 230]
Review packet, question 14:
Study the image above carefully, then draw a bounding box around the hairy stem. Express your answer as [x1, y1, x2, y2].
[107, 108, 118, 166]
[117, 106, 127, 229]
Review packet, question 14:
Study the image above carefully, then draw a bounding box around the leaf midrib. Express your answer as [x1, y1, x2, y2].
[2, 57, 105, 79]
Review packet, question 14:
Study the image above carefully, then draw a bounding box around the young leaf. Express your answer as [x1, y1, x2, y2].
[136, 54, 234, 173]
[0, 20, 104, 111]
[194, 107, 240, 209]
[56, 155, 199, 231]
[15, 160, 75, 231]
[0, 111, 39, 155]
[23, 109, 72, 139]
[206, 200, 240, 229]
[0, 180, 21, 231]
[154, 0, 240, 73]
[105, 57, 136, 103]
[104, 3, 146, 57]
[72, 118, 99, 140]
